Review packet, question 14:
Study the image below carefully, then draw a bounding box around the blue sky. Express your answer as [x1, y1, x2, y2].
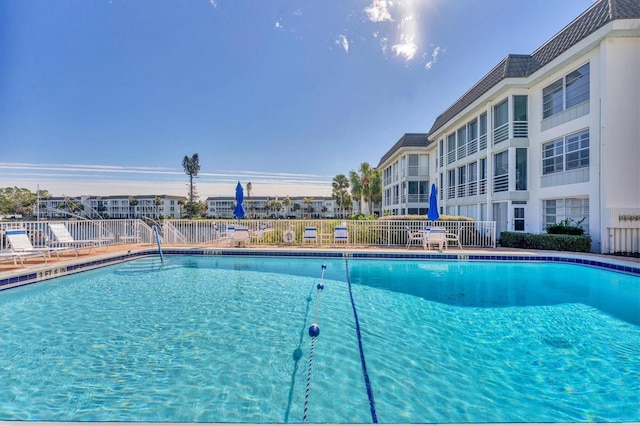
[0, 0, 595, 198]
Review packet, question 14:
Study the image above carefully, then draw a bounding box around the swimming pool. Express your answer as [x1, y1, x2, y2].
[0, 255, 638, 423]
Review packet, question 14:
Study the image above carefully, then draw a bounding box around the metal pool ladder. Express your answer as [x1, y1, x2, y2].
[153, 225, 164, 263]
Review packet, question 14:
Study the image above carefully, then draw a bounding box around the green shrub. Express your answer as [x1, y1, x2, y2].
[545, 218, 585, 235]
[500, 231, 591, 252]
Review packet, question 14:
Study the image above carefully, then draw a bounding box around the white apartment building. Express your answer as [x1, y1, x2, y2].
[379, 0, 640, 253]
[206, 196, 337, 219]
[38, 195, 186, 219]
[378, 133, 432, 216]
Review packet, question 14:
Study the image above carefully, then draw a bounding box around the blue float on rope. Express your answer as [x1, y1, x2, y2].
[308, 323, 320, 337]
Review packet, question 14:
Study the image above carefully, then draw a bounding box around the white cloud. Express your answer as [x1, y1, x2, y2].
[391, 34, 417, 61]
[274, 21, 283, 30]
[336, 35, 350, 53]
[209, 0, 217, 8]
[364, 0, 393, 23]
[424, 45, 441, 69]
[379, 36, 388, 54]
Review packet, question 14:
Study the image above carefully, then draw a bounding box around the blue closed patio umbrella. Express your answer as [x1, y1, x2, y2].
[233, 181, 245, 219]
[428, 183, 440, 221]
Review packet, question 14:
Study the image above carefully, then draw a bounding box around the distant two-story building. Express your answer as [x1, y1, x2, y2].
[378, 0, 640, 253]
[206, 196, 338, 219]
[38, 194, 186, 219]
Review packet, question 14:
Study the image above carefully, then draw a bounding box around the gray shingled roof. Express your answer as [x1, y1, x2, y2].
[377, 133, 430, 168]
[427, 0, 640, 137]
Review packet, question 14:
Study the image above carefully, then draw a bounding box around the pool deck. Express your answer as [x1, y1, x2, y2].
[1, 242, 639, 287]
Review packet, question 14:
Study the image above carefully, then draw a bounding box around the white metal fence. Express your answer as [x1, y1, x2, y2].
[5, 218, 640, 254]
[163, 219, 497, 248]
[0, 219, 497, 250]
[603, 208, 640, 254]
[0, 219, 153, 251]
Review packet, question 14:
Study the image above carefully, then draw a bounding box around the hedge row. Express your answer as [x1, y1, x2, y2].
[500, 231, 591, 252]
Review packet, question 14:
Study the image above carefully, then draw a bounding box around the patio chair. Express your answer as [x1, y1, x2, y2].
[0, 250, 47, 267]
[406, 227, 425, 249]
[446, 225, 463, 250]
[333, 226, 349, 245]
[48, 223, 109, 253]
[423, 227, 447, 251]
[302, 227, 317, 244]
[5, 228, 71, 260]
[230, 226, 250, 247]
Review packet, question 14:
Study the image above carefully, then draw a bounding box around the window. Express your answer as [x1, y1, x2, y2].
[457, 126, 467, 159]
[447, 134, 456, 164]
[542, 130, 589, 175]
[513, 95, 528, 122]
[543, 63, 590, 118]
[493, 151, 508, 192]
[408, 155, 419, 176]
[468, 162, 478, 196]
[514, 207, 525, 231]
[513, 95, 528, 137]
[457, 165, 466, 197]
[447, 169, 456, 199]
[493, 99, 509, 144]
[543, 198, 589, 234]
[479, 158, 487, 195]
[516, 148, 527, 190]
[479, 112, 488, 150]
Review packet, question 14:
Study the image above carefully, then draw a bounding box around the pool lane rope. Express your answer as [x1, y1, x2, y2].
[345, 257, 378, 423]
[302, 262, 326, 423]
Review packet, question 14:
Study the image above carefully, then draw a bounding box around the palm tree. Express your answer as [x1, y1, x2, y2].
[182, 153, 200, 218]
[246, 182, 253, 218]
[273, 200, 283, 218]
[332, 174, 350, 218]
[282, 196, 291, 218]
[303, 197, 314, 218]
[349, 162, 381, 216]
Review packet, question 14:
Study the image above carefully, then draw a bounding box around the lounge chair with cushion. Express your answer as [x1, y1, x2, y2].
[302, 227, 317, 244]
[5, 228, 72, 260]
[48, 223, 109, 253]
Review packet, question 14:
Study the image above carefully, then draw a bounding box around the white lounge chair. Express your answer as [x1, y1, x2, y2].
[5, 228, 71, 260]
[230, 226, 250, 247]
[334, 226, 349, 245]
[0, 250, 47, 267]
[406, 227, 425, 249]
[48, 223, 109, 253]
[423, 227, 447, 251]
[302, 227, 317, 244]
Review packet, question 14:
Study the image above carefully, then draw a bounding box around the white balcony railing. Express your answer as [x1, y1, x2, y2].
[513, 121, 528, 138]
[493, 123, 509, 144]
[493, 173, 508, 192]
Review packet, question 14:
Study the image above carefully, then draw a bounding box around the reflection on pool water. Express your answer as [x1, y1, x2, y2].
[0, 256, 638, 423]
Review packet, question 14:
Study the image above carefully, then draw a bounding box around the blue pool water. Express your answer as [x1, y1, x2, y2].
[0, 256, 638, 423]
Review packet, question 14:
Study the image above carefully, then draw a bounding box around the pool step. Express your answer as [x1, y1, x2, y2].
[115, 258, 180, 274]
